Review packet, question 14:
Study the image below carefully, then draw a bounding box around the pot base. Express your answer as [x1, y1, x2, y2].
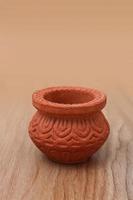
[47, 156, 90, 165]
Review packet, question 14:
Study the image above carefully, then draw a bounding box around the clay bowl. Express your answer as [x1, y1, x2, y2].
[28, 86, 110, 164]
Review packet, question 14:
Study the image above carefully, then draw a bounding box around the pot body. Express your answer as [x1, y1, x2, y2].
[29, 111, 109, 164]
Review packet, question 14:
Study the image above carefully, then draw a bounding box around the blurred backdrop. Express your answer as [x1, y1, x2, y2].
[0, 0, 133, 99]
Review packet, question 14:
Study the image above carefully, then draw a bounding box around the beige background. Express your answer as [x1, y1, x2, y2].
[0, 1, 133, 200]
[0, 0, 133, 97]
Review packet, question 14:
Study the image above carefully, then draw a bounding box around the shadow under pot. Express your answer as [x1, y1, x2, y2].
[28, 86, 110, 164]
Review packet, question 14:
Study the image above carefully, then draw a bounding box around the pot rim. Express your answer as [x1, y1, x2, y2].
[32, 86, 107, 115]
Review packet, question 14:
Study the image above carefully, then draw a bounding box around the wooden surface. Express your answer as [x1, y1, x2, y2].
[0, 90, 133, 200]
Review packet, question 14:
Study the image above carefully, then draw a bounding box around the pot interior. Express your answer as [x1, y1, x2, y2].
[44, 89, 94, 105]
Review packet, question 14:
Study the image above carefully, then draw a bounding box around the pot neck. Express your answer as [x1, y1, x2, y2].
[38, 110, 101, 119]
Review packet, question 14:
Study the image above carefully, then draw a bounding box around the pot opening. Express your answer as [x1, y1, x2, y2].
[43, 89, 94, 105]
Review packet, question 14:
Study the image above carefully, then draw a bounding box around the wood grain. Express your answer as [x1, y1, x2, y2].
[0, 90, 133, 200]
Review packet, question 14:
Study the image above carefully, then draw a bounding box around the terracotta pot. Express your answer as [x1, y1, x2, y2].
[28, 86, 110, 164]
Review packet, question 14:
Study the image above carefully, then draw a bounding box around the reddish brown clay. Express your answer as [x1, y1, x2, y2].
[28, 86, 110, 164]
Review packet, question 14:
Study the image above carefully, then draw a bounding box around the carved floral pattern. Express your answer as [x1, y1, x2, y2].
[29, 111, 109, 163]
